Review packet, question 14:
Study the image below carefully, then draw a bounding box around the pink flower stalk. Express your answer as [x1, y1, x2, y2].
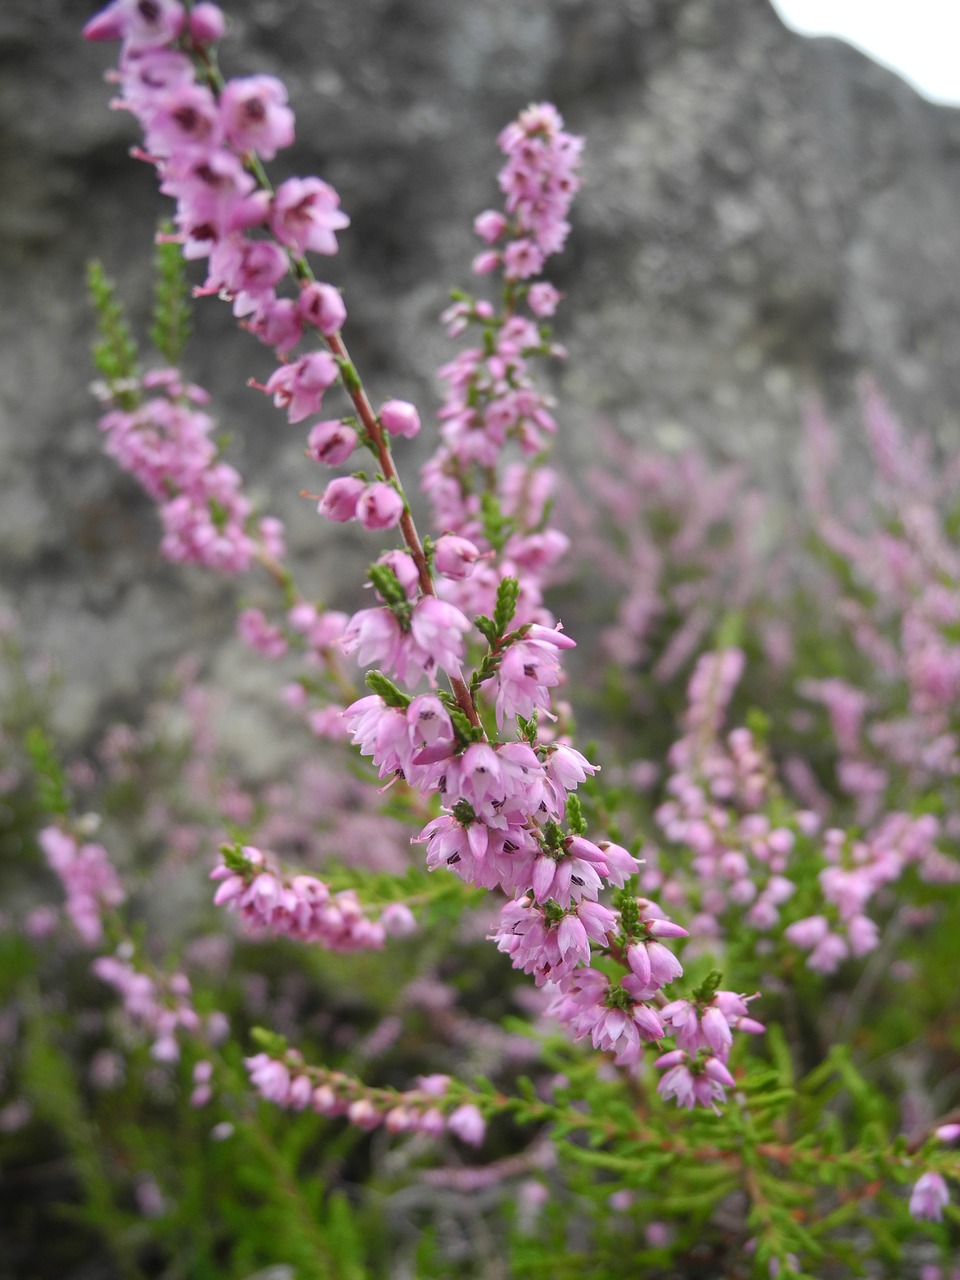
[92, 954, 220, 1064]
[39, 826, 126, 947]
[96, 375, 266, 573]
[211, 846, 391, 952]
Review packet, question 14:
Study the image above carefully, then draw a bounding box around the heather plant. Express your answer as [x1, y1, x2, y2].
[3, 2, 960, 1277]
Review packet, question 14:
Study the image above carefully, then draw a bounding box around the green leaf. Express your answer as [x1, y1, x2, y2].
[365, 670, 412, 709]
[494, 576, 521, 635]
[368, 563, 408, 609]
[250, 1027, 289, 1058]
[87, 259, 139, 402]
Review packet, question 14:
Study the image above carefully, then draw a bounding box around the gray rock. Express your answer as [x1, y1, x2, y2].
[3, 0, 960, 743]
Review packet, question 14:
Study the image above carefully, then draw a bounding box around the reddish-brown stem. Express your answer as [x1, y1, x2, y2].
[324, 331, 482, 729]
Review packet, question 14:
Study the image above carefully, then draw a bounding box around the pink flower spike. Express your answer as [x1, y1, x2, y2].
[379, 399, 421, 439]
[357, 483, 404, 531]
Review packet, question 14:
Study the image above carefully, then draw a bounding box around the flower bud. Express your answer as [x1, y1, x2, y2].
[317, 475, 363, 522]
[433, 533, 482, 579]
[189, 3, 226, 43]
[298, 281, 346, 335]
[357, 482, 404, 530]
[307, 419, 358, 466]
[379, 399, 421, 439]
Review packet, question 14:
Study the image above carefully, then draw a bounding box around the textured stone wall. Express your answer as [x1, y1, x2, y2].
[3, 0, 960, 745]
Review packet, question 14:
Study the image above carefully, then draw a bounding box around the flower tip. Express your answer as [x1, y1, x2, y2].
[82, 8, 125, 40]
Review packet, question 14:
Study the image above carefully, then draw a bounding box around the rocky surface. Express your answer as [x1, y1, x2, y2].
[3, 0, 960, 748]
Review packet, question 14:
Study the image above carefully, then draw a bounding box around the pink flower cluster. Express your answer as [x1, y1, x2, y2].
[92, 950, 227, 1064]
[39, 825, 126, 946]
[210, 844, 415, 951]
[422, 107, 581, 631]
[86, 1, 348, 361]
[654, 990, 764, 1111]
[246, 1052, 486, 1146]
[97, 369, 280, 572]
[802, 387, 960, 812]
[473, 102, 583, 282]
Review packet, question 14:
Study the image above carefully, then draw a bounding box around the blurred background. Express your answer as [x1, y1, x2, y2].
[2, 0, 960, 750]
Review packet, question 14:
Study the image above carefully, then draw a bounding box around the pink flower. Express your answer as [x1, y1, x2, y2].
[357, 483, 404, 531]
[270, 178, 350, 255]
[379, 399, 421, 439]
[247, 297, 302, 353]
[527, 282, 562, 316]
[220, 75, 295, 160]
[494, 624, 576, 728]
[237, 607, 287, 658]
[188, 3, 225, 43]
[409, 598, 472, 679]
[434, 534, 482, 580]
[145, 84, 222, 157]
[341, 608, 403, 670]
[909, 1171, 950, 1222]
[83, 0, 185, 48]
[306, 419, 358, 466]
[317, 476, 364, 523]
[264, 352, 339, 423]
[298, 281, 347, 334]
[473, 210, 507, 243]
[447, 1103, 486, 1147]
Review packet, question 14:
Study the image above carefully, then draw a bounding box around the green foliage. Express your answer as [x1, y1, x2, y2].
[87, 260, 139, 404]
[365, 669, 412, 709]
[24, 725, 69, 817]
[150, 223, 192, 363]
